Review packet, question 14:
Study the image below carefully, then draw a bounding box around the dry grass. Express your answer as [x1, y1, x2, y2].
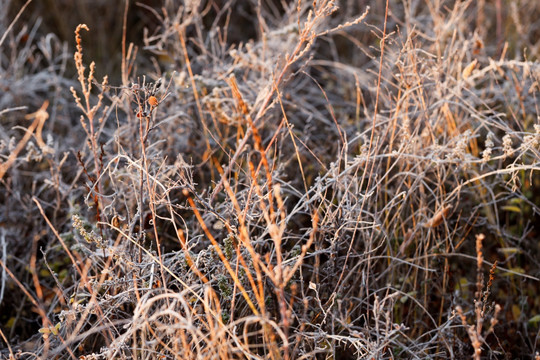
[1, 0, 540, 359]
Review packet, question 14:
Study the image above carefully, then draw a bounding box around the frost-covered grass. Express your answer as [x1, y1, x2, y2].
[1, 0, 540, 359]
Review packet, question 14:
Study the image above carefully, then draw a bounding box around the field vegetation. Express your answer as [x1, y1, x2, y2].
[1, 0, 540, 358]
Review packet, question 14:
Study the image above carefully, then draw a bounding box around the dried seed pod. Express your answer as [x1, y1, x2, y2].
[148, 96, 159, 107]
[423, 204, 453, 228]
[462, 59, 478, 80]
